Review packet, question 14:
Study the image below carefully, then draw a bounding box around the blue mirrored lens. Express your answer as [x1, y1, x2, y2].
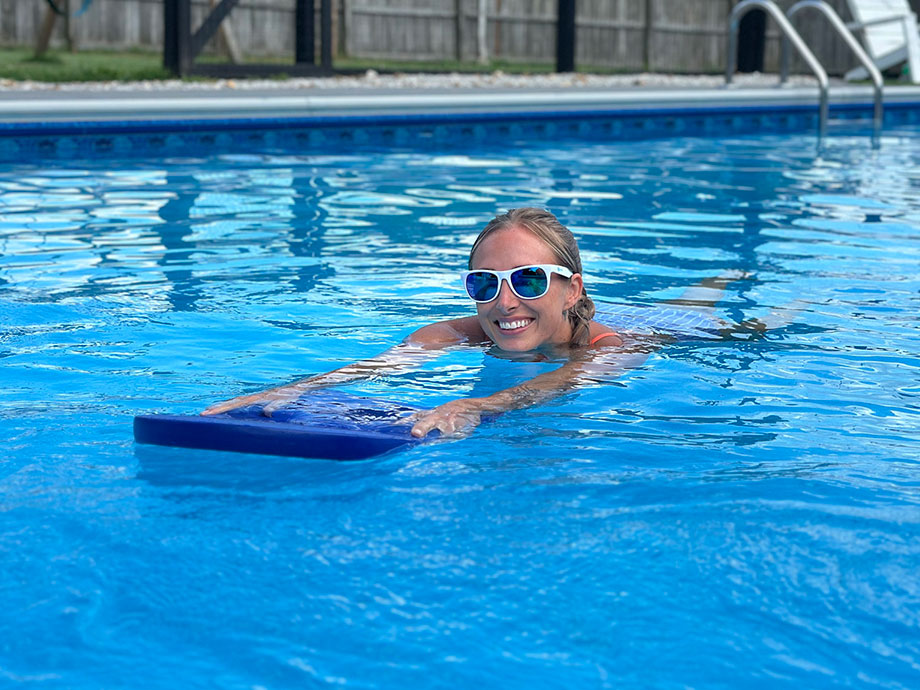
[510, 266, 549, 298]
[466, 272, 499, 301]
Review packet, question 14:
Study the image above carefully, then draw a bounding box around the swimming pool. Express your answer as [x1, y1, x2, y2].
[2, 113, 919, 687]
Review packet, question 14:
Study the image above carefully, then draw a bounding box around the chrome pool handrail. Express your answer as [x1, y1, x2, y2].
[782, 0, 883, 136]
[726, 0, 830, 137]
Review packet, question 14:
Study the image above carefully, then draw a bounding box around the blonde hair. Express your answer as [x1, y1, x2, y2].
[469, 207, 595, 348]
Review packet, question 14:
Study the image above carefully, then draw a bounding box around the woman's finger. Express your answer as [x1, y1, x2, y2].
[261, 397, 291, 417]
[410, 406, 480, 439]
[410, 415, 436, 438]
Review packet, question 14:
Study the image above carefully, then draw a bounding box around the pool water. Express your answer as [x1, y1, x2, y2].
[2, 125, 919, 688]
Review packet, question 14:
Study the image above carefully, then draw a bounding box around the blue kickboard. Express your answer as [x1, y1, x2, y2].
[133, 390, 433, 461]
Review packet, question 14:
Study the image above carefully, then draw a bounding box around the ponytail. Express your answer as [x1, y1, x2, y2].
[567, 289, 596, 348]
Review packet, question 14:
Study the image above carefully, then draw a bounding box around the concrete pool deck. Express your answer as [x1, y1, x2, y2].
[1, 72, 919, 123]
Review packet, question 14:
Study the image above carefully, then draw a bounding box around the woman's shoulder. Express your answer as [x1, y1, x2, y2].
[586, 320, 623, 348]
[407, 317, 488, 348]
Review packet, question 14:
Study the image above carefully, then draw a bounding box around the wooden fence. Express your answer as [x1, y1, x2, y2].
[0, 0, 893, 76]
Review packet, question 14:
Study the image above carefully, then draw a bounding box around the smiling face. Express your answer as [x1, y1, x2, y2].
[470, 225, 583, 352]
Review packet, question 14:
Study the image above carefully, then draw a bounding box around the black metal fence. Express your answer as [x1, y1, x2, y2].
[162, 0, 332, 76]
[7, 0, 920, 77]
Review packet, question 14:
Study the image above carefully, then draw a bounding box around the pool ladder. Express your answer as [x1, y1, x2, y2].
[726, 0, 884, 138]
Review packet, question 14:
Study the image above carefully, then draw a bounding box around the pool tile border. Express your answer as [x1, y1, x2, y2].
[3, 101, 920, 162]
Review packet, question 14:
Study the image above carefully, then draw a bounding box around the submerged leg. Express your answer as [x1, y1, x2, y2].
[658, 271, 806, 336]
[737, 298, 810, 333]
[663, 270, 749, 315]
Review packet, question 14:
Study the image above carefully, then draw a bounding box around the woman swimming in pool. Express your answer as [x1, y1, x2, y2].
[203, 207, 760, 437]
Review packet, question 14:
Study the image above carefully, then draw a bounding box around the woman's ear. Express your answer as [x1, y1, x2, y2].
[564, 273, 583, 310]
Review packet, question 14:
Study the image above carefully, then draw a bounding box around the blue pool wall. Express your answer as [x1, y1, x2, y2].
[6, 101, 920, 162]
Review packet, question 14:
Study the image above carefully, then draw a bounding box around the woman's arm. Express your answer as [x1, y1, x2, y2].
[200, 317, 482, 416]
[408, 338, 656, 438]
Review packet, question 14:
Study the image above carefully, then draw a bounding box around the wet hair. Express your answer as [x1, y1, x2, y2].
[469, 207, 595, 347]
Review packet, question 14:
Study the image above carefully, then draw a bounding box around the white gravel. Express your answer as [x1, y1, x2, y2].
[0, 70, 822, 92]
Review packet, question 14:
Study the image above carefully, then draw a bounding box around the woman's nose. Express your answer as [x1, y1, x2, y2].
[495, 278, 520, 309]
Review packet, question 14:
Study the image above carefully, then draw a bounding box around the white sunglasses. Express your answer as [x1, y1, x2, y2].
[461, 264, 573, 303]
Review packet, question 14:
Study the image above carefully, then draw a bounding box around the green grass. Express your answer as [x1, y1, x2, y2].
[0, 47, 170, 82]
[0, 46, 901, 84]
[0, 46, 637, 83]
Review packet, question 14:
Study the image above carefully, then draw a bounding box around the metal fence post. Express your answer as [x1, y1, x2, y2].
[163, 0, 191, 75]
[321, 0, 333, 69]
[295, 0, 315, 65]
[556, 0, 576, 72]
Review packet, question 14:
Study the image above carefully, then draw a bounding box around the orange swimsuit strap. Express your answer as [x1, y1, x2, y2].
[588, 331, 620, 346]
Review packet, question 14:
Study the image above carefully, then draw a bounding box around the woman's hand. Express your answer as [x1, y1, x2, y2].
[201, 385, 306, 416]
[409, 398, 486, 438]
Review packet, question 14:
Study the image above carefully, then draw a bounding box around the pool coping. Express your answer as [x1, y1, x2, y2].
[7, 83, 920, 123]
[6, 82, 920, 161]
